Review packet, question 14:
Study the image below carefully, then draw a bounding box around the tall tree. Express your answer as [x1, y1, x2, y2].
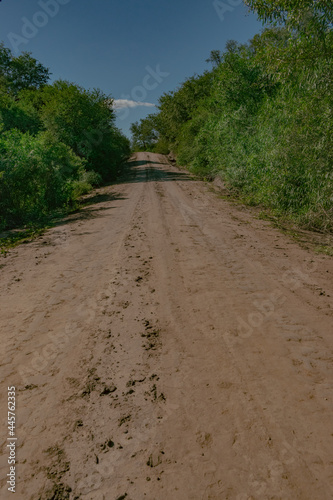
[0, 43, 50, 94]
[130, 115, 157, 151]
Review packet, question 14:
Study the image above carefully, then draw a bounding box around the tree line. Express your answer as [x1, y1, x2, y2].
[0, 43, 130, 230]
[131, 0, 333, 232]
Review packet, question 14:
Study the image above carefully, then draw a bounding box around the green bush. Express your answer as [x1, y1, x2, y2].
[212, 65, 333, 230]
[153, 137, 170, 155]
[0, 92, 41, 135]
[0, 130, 85, 229]
[0, 43, 131, 231]
[72, 170, 102, 198]
[40, 81, 130, 180]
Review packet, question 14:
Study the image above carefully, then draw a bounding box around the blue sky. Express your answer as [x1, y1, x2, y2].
[0, 0, 262, 137]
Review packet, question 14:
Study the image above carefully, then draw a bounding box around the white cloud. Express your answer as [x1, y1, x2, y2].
[112, 99, 156, 110]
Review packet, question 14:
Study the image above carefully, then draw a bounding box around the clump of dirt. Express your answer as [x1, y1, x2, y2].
[39, 447, 73, 500]
[100, 384, 117, 395]
[42, 482, 72, 500]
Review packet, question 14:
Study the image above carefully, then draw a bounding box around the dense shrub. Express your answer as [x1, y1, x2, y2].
[39, 81, 130, 181]
[0, 91, 41, 134]
[0, 44, 130, 230]
[0, 130, 85, 229]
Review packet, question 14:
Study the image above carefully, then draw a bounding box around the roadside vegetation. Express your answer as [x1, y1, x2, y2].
[131, 0, 333, 232]
[0, 43, 130, 231]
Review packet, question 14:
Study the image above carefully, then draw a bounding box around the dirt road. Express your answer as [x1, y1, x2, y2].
[1, 152, 333, 500]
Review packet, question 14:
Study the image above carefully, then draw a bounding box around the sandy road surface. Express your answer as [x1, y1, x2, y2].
[1, 152, 333, 500]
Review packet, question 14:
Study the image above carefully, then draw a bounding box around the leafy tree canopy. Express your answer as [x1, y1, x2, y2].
[130, 115, 158, 151]
[245, 0, 333, 30]
[0, 43, 50, 94]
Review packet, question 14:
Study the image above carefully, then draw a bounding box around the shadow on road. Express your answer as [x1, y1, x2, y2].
[52, 191, 127, 228]
[82, 191, 126, 207]
[114, 157, 194, 185]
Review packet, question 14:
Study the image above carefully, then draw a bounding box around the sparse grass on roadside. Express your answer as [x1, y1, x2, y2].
[0, 226, 48, 256]
[256, 208, 333, 255]
[0, 183, 106, 255]
[314, 245, 333, 257]
[210, 181, 333, 256]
